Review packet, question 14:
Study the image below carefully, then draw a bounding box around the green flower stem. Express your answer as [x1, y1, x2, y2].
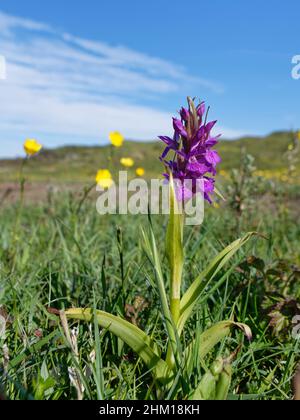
[166, 298, 181, 369]
[170, 297, 181, 325]
[165, 177, 184, 367]
[11, 157, 27, 270]
[167, 177, 184, 324]
[109, 144, 114, 169]
[76, 182, 95, 214]
[13, 157, 27, 239]
[170, 257, 183, 325]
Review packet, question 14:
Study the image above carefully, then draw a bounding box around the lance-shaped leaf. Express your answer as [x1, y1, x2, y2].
[183, 321, 252, 375]
[64, 308, 172, 384]
[190, 371, 216, 400]
[178, 232, 255, 335]
[215, 363, 232, 400]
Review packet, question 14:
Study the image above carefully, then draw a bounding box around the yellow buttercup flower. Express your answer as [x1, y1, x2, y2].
[120, 158, 135, 168]
[109, 132, 124, 148]
[24, 139, 42, 156]
[95, 169, 113, 188]
[136, 167, 145, 177]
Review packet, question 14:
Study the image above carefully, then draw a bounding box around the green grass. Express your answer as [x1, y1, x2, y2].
[0, 182, 299, 400]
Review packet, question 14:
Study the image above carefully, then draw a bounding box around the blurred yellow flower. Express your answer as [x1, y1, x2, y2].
[288, 144, 294, 151]
[120, 157, 135, 168]
[213, 202, 220, 209]
[136, 167, 145, 177]
[95, 169, 113, 188]
[24, 139, 42, 156]
[297, 131, 300, 141]
[109, 132, 124, 148]
[219, 169, 229, 179]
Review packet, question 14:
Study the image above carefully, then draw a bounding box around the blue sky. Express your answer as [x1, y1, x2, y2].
[0, 0, 299, 157]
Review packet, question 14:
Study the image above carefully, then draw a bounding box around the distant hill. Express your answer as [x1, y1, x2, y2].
[0, 131, 299, 183]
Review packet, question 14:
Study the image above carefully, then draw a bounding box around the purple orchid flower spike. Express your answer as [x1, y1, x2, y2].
[159, 97, 221, 203]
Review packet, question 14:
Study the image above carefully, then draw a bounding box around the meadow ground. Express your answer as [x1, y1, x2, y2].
[0, 135, 300, 400]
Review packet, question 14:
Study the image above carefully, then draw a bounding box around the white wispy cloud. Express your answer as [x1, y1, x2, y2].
[0, 11, 51, 34]
[0, 10, 239, 158]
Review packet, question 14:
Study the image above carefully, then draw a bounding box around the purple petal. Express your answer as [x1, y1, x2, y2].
[180, 107, 189, 121]
[173, 179, 193, 201]
[159, 135, 179, 159]
[197, 102, 206, 118]
[189, 143, 206, 157]
[186, 160, 211, 175]
[203, 177, 215, 203]
[206, 136, 220, 148]
[173, 130, 180, 142]
[158, 136, 176, 147]
[205, 150, 222, 166]
[205, 120, 217, 134]
[176, 149, 188, 159]
[204, 193, 213, 204]
[161, 147, 171, 159]
[196, 126, 205, 142]
[173, 118, 187, 138]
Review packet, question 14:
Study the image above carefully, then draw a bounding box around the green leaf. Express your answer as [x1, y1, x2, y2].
[183, 321, 252, 375]
[190, 371, 216, 400]
[178, 232, 255, 335]
[215, 364, 232, 400]
[65, 308, 172, 384]
[191, 357, 233, 400]
[183, 321, 230, 374]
